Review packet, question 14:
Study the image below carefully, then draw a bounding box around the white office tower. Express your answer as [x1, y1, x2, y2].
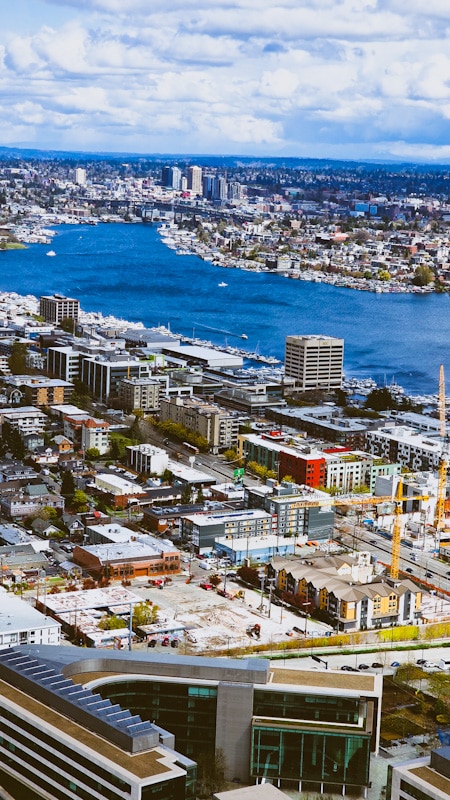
[285, 335, 344, 391]
[187, 165, 202, 195]
[74, 167, 87, 186]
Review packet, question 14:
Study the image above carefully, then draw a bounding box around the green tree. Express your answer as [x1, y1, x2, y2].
[365, 387, 397, 411]
[196, 749, 227, 798]
[413, 264, 434, 286]
[61, 471, 75, 498]
[59, 317, 76, 333]
[85, 447, 100, 460]
[132, 601, 159, 627]
[181, 484, 192, 504]
[98, 614, 127, 630]
[8, 341, 28, 374]
[71, 489, 89, 513]
[378, 269, 391, 281]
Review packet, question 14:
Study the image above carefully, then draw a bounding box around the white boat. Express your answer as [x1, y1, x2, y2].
[218, 282, 228, 287]
[241, 333, 248, 340]
[46, 250, 56, 257]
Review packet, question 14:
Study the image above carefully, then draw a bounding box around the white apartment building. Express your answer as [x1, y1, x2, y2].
[365, 424, 442, 471]
[0, 590, 61, 649]
[0, 406, 47, 435]
[127, 444, 169, 476]
[324, 450, 401, 493]
[284, 335, 344, 391]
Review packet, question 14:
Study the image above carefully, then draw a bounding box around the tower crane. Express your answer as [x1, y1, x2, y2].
[433, 364, 447, 543]
[287, 486, 430, 580]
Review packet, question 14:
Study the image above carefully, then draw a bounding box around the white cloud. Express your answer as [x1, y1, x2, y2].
[0, 1, 450, 157]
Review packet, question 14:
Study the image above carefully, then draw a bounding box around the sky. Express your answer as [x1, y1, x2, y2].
[2, 0, 450, 161]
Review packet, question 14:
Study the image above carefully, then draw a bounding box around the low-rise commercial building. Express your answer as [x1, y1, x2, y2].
[181, 509, 273, 554]
[73, 537, 181, 579]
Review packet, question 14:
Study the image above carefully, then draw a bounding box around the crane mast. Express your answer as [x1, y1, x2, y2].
[434, 364, 447, 539]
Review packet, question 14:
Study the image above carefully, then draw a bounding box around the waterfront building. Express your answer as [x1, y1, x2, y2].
[187, 165, 202, 195]
[39, 294, 80, 325]
[159, 395, 240, 453]
[387, 746, 450, 800]
[284, 335, 344, 391]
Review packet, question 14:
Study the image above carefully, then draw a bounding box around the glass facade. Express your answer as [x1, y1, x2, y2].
[251, 725, 370, 790]
[252, 689, 370, 790]
[253, 689, 362, 726]
[95, 680, 218, 760]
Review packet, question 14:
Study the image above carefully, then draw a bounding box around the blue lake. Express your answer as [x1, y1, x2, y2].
[1, 222, 449, 395]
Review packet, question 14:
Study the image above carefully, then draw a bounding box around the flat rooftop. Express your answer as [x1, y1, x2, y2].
[0, 677, 171, 779]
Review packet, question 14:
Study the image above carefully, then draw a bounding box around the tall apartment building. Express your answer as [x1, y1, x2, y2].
[159, 396, 240, 453]
[285, 335, 344, 391]
[119, 377, 161, 413]
[74, 167, 86, 185]
[162, 165, 181, 190]
[39, 294, 80, 325]
[187, 165, 202, 195]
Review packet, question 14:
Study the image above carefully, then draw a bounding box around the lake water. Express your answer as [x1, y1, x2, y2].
[1, 221, 449, 395]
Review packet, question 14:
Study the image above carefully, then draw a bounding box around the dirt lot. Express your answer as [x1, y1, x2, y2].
[131, 572, 332, 655]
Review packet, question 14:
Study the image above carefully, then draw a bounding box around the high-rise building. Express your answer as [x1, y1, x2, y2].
[202, 174, 214, 199]
[212, 175, 227, 201]
[187, 165, 202, 195]
[161, 166, 182, 190]
[74, 167, 86, 185]
[284, 334, 344, 391]
[39, 294, 80, 325]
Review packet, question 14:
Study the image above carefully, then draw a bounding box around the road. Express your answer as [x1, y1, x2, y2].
[336, 518, 450, 592]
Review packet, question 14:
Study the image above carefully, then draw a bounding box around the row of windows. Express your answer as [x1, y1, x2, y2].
[399, 779, 432, 800]
[0, 705, 131, 794]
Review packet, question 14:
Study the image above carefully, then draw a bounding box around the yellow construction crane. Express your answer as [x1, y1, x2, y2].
[289, 486, 430, 580]
[434, 363, 447, 540]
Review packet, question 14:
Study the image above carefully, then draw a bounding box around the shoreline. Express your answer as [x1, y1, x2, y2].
[1, 289, 437, 407]
[157, 222, 439, 296]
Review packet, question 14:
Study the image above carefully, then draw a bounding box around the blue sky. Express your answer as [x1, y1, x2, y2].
[1, 0, 450, 161]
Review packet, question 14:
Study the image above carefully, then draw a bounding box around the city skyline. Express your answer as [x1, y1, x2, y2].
[1, 1, 450, 162]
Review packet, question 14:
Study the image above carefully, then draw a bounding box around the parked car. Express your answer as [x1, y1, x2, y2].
[371, 662, 383, 669]
[391, 661, 400, 667]
[358, 664, 370, 670]
[416, 658, 426, 665]
[200, 582, 213, 591]
[405, 567, 413, 573]
[341, 665, 358, 672]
